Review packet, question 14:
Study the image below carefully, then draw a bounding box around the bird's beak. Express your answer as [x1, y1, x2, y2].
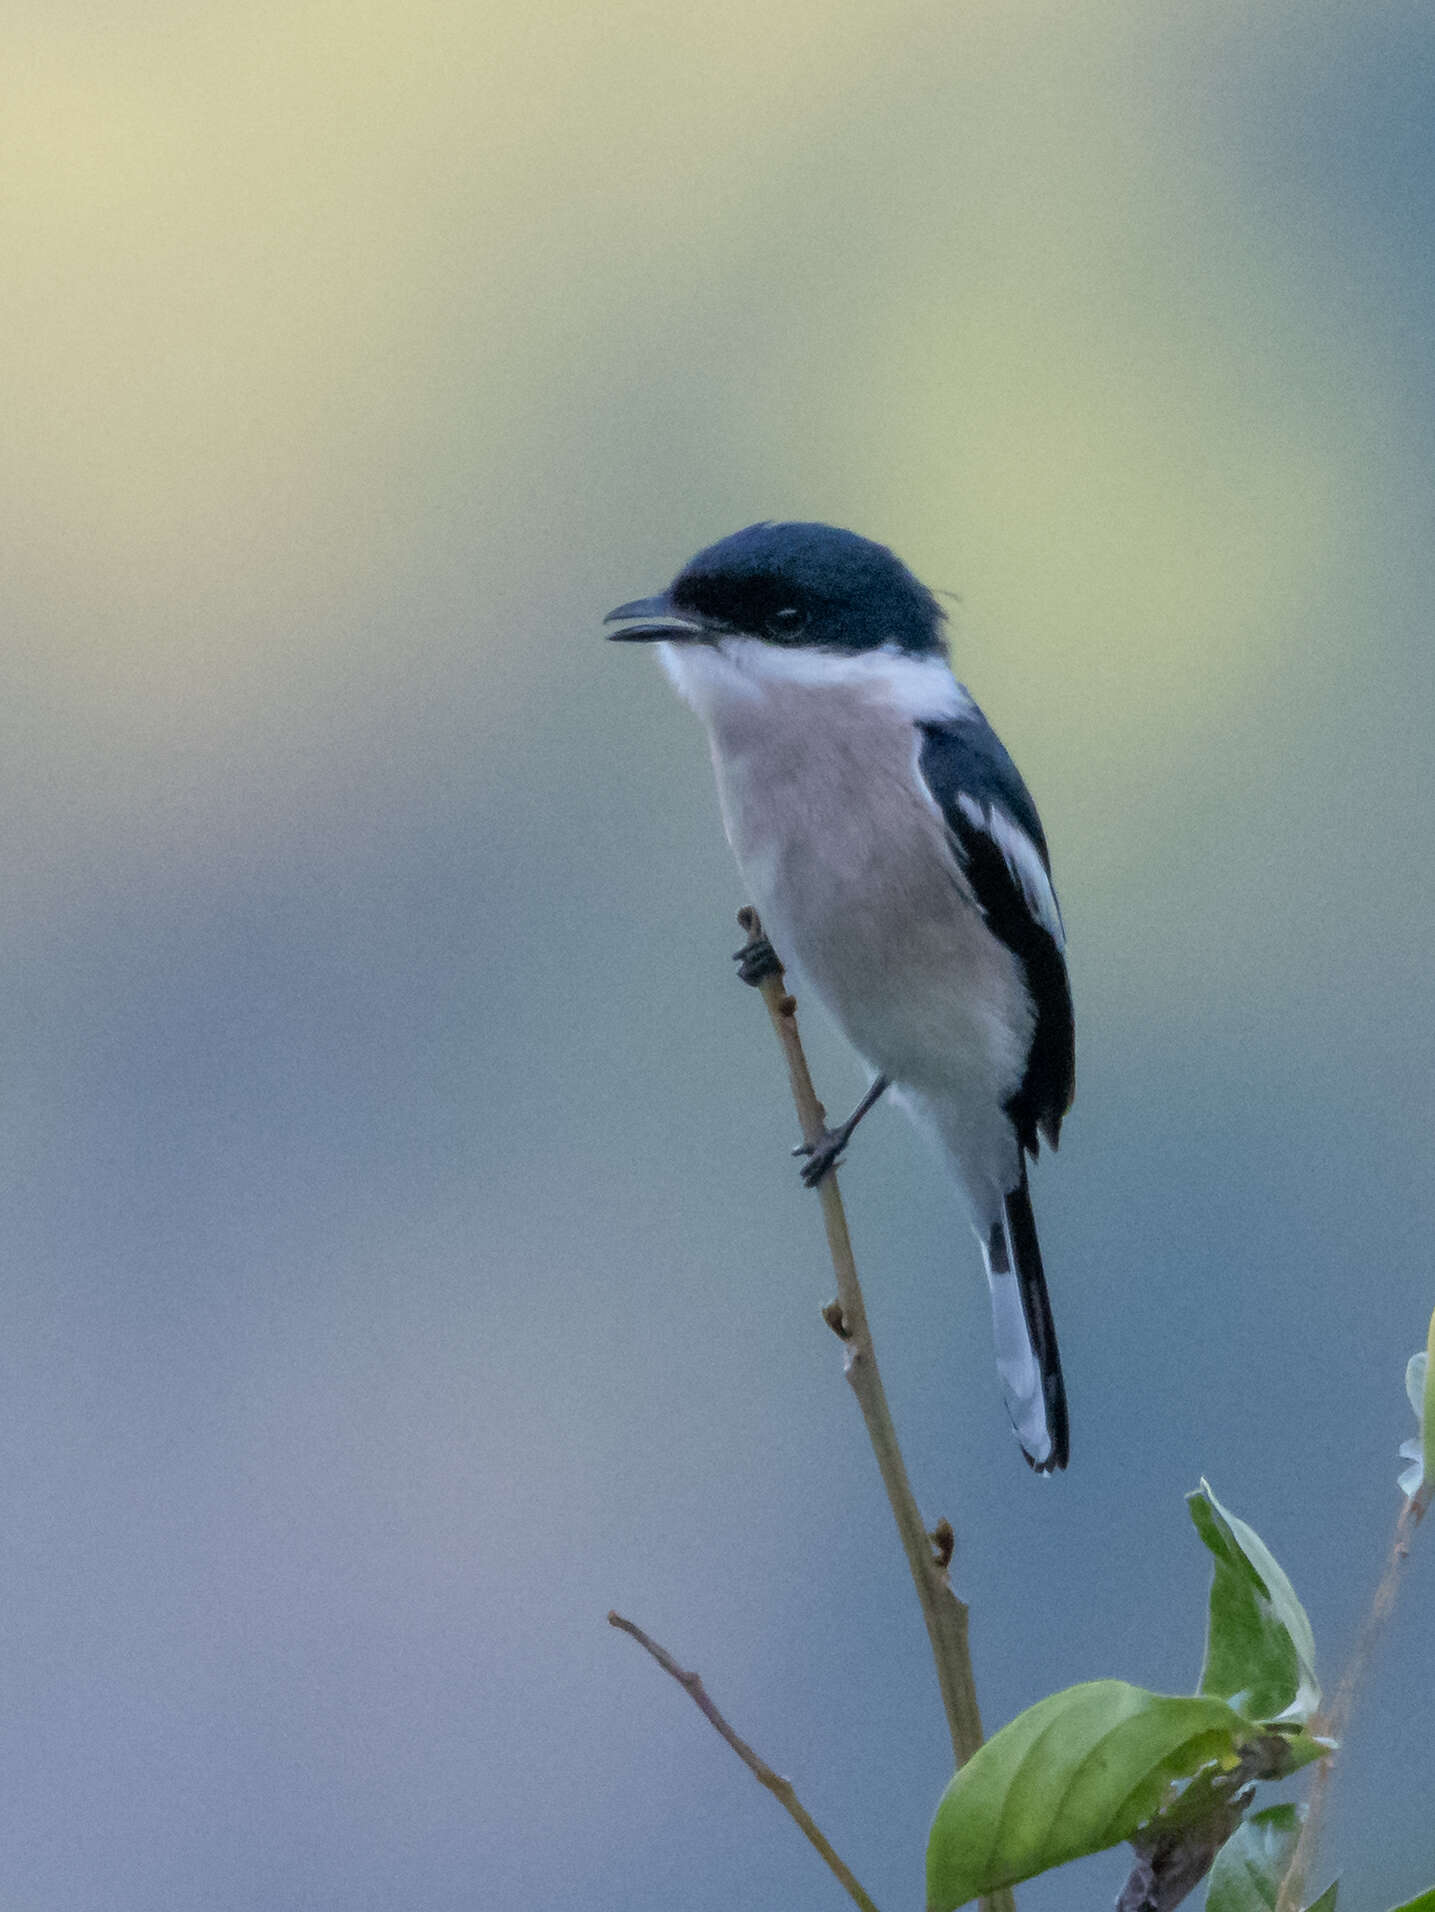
[603, 593, 712, 643]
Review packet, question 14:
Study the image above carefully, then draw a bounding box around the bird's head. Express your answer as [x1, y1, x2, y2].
[605, 522, 946, 657]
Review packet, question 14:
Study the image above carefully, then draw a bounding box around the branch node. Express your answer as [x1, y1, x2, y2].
[929, 1518, 956, 1571]
[823, 1299, 852, 1340]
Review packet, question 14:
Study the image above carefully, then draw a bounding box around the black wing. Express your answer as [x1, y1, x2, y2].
[918, 708, 1075, 1155]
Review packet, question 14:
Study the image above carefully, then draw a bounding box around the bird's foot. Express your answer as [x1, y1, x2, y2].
[733, 933, 782, 987]
[793, 1125, 849, 1188]
[791, 1074, 890, 1187]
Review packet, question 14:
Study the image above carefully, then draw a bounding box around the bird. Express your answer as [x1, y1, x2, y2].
[605, 522, 1074, 1472]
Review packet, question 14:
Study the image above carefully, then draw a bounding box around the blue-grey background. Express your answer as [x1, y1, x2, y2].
[3, 3, 1432, 1907]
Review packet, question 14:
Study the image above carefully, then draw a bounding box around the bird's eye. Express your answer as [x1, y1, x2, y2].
[768, 606, 806, 641]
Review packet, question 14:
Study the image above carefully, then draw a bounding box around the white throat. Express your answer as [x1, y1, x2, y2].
[658, 635, 970, 728]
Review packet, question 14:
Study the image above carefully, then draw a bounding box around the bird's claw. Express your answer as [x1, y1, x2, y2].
[793, 1128, 846, 1188]
[733, 934, 782, 987]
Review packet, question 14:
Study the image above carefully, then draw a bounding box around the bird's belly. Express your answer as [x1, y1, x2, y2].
[713, 726, 1032, 1102]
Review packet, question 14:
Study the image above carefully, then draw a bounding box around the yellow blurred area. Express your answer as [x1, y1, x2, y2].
[0, 0, 1386, 808]
[1, 2, 895, 632]
[878, 252, 1353, 785]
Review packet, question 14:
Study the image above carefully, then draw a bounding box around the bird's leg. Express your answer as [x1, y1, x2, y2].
[793, 1075, 890, 1188]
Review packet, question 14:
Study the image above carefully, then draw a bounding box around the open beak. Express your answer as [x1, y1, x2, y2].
[603, 593, 712, 643]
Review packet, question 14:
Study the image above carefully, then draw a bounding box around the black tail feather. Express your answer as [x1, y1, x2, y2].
[1003, 1168, 1070, 1473]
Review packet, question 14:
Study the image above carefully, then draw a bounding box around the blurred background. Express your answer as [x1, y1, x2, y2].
[3, 2, 1433, 1906]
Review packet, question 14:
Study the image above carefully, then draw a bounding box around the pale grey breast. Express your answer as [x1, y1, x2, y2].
[674, 648, 1033, 1107]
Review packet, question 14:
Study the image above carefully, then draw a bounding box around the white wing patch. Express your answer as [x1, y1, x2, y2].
[955, 794, 1066, 949]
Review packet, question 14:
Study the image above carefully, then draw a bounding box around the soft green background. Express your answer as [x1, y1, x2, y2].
[4, 3, 1432, 1907]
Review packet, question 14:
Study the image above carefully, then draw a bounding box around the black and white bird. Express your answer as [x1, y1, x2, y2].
[606, 522, 1075, 1471]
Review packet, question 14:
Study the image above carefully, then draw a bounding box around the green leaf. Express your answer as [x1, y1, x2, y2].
[1304, 1883, 1338, 1912]
[925, 1681, 1255, 1912]
[1205, 1804, 1302, 1912]
[1189, 1481, 1320, 1722]
[1388, 1890, 1435, 1912]
[1269, 1727, 1332, 1775]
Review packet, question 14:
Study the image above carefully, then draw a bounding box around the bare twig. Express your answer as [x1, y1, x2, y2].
[1274, 1481, 1431, 1912]
[608, 1611, 885, 1912]
[736, 910, 1014, 1912]
[737, 909, 986, 1767]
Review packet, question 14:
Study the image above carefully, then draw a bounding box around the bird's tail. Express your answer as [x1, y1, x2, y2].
[980, 1165, 1069, 1472]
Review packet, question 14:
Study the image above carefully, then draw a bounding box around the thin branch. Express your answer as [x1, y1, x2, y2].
[737, 909, 986, 1766]
[608, 1611, 885, 1912]
[736, 910, 1015, 1912]
[1275, 1481, 1431, 1912]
